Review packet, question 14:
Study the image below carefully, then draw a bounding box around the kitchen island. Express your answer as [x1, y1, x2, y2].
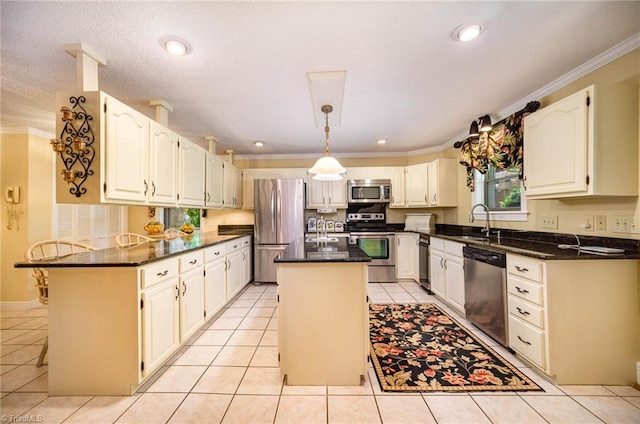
[14, 231, 251, 395]
[275, 237, 371, 385]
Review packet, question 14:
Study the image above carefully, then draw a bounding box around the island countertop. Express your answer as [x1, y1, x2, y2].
[275, 237, 371, 263]
[14, 231, 251, 268]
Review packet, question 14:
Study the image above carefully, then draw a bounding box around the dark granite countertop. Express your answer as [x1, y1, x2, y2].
[421, 225, 640, 260]
[14, 231, 252, 268]
[275, 237, 372, 263]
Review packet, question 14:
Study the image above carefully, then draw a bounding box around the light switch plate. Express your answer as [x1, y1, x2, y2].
[541, 214, 558, 229]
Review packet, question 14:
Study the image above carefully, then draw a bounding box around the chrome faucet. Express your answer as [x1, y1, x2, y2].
[316, 216, 327, 239]
[469, 203, 491, 236]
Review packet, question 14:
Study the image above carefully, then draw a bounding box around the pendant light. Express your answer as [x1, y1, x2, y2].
[479, 114, 492, 132]
[469, 120, 479, 138]
[308, 104, 346, 180]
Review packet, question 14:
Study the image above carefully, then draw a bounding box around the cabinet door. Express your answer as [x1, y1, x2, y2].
[395, 234, 418, 280]
[204, 258, 226, 318]
[523, 89, 589, 197]
[226, 251, 243, 299]
[327, 179, 347, 208]
[242, 170, 256, 209]
[179, 267, 205, 342]
[390, 167, 406, 207]
[104, 95, 149, 202]
[223, 163, 235, 208]
[141, 276, 180, 376]
[306, 177, 325, 208]
[241, 247, 252, 285]
[405, 164, 429, 207]
[149, 122, 179, 206]
[429, 249, 445, 299]
[178, 139, 206, 207]
[444, 255, 465, 315]
[205, 154, 224, 208]
[234, 168, 243, 208]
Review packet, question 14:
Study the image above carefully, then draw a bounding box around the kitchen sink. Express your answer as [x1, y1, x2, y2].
[305, 236, 340, 243]
[457, 235, 489, 241]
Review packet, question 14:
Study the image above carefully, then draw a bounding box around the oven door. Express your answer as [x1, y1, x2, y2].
[350, 233, 395, 266]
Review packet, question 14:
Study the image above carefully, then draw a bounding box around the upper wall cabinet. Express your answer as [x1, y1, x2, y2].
[149, 122, 179, 206]
[205, 153, 224, 209]
[389, 167, 406, 207]
[306, 175, 347, 209]
[55, 91, 200, 207]
[104, 95, 150, 203]
[223, 162, 242, 209]
[427, 159, 457, 207]
[405, 163, 429, 207]
[523, 84, 638, 199]
[178, 138, 206, 207]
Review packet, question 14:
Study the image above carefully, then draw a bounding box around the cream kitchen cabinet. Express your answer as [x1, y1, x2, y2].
[306, 176, 347, 209]
[148, 122, 179, 206]
[395, 233, 419, 281]
[205, 153, 224, 209]
[178, 250, 205, 342]
[223, 162, 242, 208]
[225, 239, 244, 299]
[241, 236, 252, 285]
[242, 169, 257, 209]
[523, 84, 638, 198]
[427, 159, 457, 207]
[104, 94, 150, 203]
[140, 258, 180, 378]
[429, 237, 465, 315]
[204, 243, 227, 319]
[507, 254, 639, 385]
[390, 167, 406, 207]
[178, 138, 206, 207]
[404, 163, 429, 207]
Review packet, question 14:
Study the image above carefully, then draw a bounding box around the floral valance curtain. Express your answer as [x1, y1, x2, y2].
[458, 101, 540, 190]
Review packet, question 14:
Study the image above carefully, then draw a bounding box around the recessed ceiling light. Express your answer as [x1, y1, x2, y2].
[254, 141, 264, 147]
[159, 36, 192, 56]
[376, 139, 387, 145]
[453, 24, 482, 42]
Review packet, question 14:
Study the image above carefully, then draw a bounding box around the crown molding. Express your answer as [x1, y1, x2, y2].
[0, 127, 55, 139]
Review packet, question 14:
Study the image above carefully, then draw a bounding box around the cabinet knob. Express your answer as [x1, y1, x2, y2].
[189, 259, 198, 265]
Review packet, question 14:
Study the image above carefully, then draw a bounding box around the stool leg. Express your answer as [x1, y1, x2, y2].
[36, 337, 48, 367]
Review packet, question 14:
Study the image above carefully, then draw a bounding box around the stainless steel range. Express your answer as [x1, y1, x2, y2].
[346, 203, 396, 282]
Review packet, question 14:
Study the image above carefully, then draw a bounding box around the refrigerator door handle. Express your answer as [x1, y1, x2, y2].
[270, 188, 277, 234]
[257, 245, 288, 250]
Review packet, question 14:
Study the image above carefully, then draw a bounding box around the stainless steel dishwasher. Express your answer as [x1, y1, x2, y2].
[463, 245, 509, 348]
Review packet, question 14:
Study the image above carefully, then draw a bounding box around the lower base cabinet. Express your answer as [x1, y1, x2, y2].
[179, 267, 205, 342]
[226, 242, 243, 299]
[429, 237, 465, 315]
[507, 254, 640, 385]
[395, 233, 419, 281]
[140, 270, 180, 378]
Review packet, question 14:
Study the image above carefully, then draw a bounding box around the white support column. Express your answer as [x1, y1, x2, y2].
[63, 43, 106, 91]
[205, 136, 218, 154]
[149, 100, 173, 127]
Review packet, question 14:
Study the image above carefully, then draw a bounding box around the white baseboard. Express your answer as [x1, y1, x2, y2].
[0, 298, 43, 311]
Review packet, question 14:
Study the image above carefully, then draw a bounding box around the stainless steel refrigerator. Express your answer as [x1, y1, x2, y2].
[254, 179, 305, 283]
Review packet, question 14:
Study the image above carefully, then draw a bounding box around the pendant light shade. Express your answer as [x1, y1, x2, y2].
[479, 114, 492, 132]
[469, 120, 479, 137]
[308, 104, 345, 180]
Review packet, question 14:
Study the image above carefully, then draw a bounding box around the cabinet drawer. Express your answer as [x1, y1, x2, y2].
[508, 295, 545, 329]
[507, 275, 544, 306]
[179, 250, 204, 273]
[140, 258, 179, 289]
[430, 237, 445, 251]
[226, 239, 242, 253]
[445, 240, 464, 257]
[204, 243, 226, 263]
[508, 255, 543, 282]
[508, 316, 546, 369]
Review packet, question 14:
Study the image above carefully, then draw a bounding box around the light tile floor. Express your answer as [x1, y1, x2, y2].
[1, 281, 640, 423]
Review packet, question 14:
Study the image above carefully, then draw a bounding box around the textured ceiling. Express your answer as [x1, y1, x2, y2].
[1, 1, 639, 156]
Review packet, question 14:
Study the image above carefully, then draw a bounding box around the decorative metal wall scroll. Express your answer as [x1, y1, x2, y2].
[51, 96, 95, 197]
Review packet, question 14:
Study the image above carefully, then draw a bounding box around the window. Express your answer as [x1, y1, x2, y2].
[164, 208, 201, 230]
[472, 166, 528, 222]
[484, 166, 521, 210]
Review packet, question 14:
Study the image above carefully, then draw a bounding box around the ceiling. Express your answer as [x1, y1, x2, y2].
[1, 1, 639, 157]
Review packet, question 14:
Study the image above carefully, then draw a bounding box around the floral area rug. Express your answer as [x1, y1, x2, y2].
[369, 303, 543, 392]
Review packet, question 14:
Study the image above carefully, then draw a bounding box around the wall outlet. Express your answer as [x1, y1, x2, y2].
[612, 215, 633, 233]
[541, 214, 558, 229]
[580, 216, 594, 232]
[595, 215, 607, 231]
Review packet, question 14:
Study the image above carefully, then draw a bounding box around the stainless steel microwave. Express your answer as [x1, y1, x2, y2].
[347, 179, 391, 203]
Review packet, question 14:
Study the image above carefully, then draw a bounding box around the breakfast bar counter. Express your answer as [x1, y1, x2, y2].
[275, 237, 371, 386]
